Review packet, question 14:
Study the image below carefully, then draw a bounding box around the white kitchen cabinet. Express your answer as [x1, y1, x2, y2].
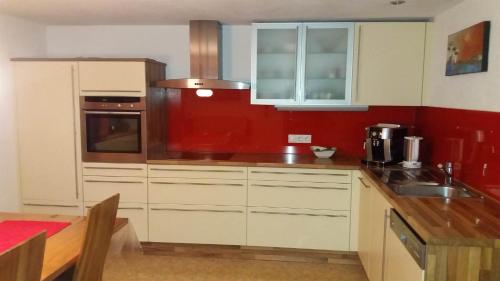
[148, 204, 247, 245]
[247, 167, 352, 251]
[14, 61, 83, 212]
[148, 178, 247, 206]
[357, 173, 393, 281]
[248, 180, 351, 210]
[148, 165, 247, 180]
[85, 202, 148, 242]
[83, 176, 147, 203]
[251, 22, 354, 106]
[82, 162, 147, 177]
[147, 165, 248, 245]
[78, 61, 146, 97]
[82, 162, 148, 240]
[352, 22, 427, 106]
[357, 175, 373, 274]
[248, 167, 351, 183]
[247, 207, 350, 251]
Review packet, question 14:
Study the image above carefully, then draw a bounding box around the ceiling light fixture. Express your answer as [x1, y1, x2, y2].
[390, 0, 406, 5]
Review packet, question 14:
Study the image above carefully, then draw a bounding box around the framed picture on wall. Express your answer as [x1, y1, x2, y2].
[446, 21, 491, 76]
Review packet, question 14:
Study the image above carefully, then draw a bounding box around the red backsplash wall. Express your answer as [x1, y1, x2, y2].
[416, 107, 500, 199]
[166, 89, 417, 156]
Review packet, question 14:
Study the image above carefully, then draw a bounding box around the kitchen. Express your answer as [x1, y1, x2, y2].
[1, 0, 499, 280]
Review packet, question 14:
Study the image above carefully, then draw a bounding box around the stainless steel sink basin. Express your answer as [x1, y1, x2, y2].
[367, 166, 479, 198]
[390, 184, 477, 198]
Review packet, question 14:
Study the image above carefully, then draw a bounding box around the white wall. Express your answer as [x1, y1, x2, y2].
[424, 0, 500, 112]
[46, 25, 252, 81]
[0, 14, 46, 211]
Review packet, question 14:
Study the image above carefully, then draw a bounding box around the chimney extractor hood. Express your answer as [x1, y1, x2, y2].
[155, 20, 249, 90]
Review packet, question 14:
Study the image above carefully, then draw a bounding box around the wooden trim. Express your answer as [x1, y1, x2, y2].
[141, 242, 362, 265]
[11, 57, 167, 65]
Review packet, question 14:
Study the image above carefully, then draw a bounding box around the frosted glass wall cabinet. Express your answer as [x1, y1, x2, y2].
[251, 22, 354, 106]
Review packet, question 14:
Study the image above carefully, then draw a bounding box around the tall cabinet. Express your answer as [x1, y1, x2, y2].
[251, 22, 354, 106]
[14, 61, 83, 215]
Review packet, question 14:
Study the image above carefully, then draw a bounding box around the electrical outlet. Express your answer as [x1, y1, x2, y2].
[288, 134, 312, 144]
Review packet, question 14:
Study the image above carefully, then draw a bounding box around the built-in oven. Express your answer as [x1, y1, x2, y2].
[81, 96, 147, 163]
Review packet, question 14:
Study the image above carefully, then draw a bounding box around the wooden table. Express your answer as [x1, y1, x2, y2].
[0, 212, 127, 281]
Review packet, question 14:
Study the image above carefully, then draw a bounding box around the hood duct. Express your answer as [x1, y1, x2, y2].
[155, 20, 250, 90]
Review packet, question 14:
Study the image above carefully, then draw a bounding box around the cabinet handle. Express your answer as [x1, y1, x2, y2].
[250, 211, 347, 218]
[84, 180, 144, 184]
[84, 111, 141, 115]
[354, 25, 362, 102]
[358, 177, 370, 188]
[251, 171, 348, 177]
[86, 206, 144, 210]
[24, 203, 79, 208]
[150, 208, 244, 214]
[251, 184, 348, 191]
[149, 168, 244, 173]
[149, 182, 244, 187]
[84, 167, 144, 171]
[81, 90, 142, 93]
[70, 65, 79, 200]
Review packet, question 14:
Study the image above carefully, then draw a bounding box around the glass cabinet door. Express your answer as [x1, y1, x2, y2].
[301, 23, 354, 105]
[251, 23, 300, 105]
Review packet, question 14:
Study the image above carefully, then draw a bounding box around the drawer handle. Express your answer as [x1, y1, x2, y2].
[251, 184, 348, 191]
[84, 180, 145, 184]
[81, 90, 142, 93]
[86, 206, 144, 210]
[84, 167, 144, 171]
[24, 203, 79, 208]
[149, 168, 244, 173]
[150, 208, 244, 214]
[149, 181, 244, 187]
[250, 211, 347, 218]
[251, 171, 348, 176]
[358, 177, 370, 188]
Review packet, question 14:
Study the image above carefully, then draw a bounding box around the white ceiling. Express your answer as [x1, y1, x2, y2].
[0, 0, 463, 25]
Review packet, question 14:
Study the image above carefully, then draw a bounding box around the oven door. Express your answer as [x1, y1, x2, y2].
[82, 110, 147, 163]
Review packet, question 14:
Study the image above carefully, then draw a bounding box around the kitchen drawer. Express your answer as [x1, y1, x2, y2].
[248, 167, 351, 183]
[247, 207, 350, 251]
[83, 162, 147, 177]
[85, 202, 148, 241]
[148, 204, 246, 245]
[248, 180, 351, 210]
[22, 200, 83, 216]
[148, 165, 247, 180]
[79, 61, 146, 97]
[83, 176, 147, 203]
[148, 178, 247, 206]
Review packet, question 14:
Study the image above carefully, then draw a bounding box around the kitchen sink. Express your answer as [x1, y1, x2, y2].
[390, 184, 477, 198]
[367, 166, 479, 198]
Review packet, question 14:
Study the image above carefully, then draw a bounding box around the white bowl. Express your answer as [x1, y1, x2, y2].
[310, 146, 337, 159]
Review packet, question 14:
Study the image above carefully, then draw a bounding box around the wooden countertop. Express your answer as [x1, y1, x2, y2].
[147, 151, 361, 170]
[361, 166, 500, 244]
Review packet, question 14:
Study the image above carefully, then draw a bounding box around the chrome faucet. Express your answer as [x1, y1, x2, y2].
[437, 162, 453, 185]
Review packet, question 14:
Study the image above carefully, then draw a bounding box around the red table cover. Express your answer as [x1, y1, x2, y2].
[0, 220, 71, 253]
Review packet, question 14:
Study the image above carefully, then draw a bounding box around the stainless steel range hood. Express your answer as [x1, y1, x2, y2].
[155, 20, 249, 90]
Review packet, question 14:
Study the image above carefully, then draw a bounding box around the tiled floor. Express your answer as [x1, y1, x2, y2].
[103, 254, 368, 281]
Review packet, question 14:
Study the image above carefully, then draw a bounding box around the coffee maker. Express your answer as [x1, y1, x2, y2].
[363, 124, 407, 166]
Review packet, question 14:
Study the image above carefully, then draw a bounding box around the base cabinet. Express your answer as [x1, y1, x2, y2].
[148, 204, 247, 245]
[247, 207, 350, 251]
